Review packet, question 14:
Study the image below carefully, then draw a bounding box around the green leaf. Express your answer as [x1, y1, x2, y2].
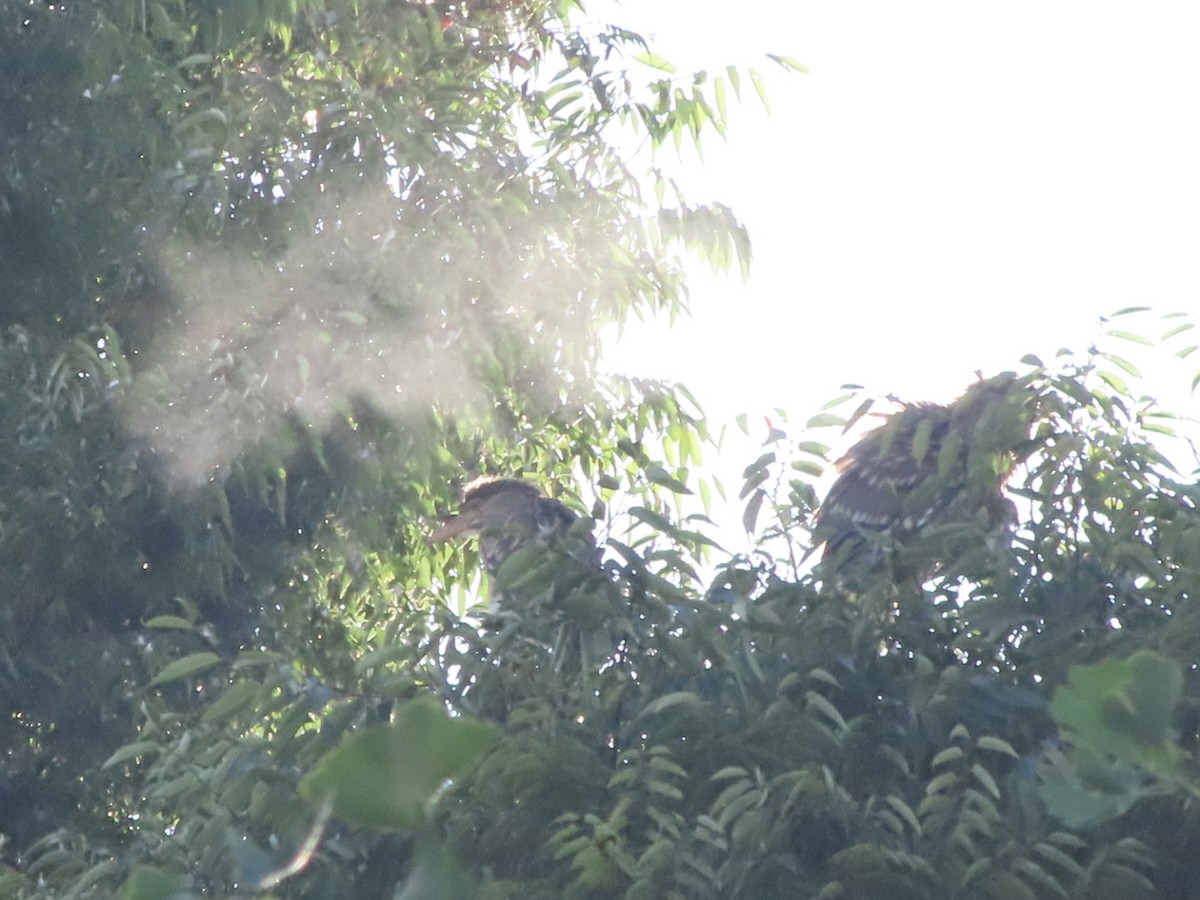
[299, 698, 493, 832]
[1106, 329, 1153, 346]
[804, 691, 847, 730]
[742, 452, 776, 480]
[806, 413, 846, 429]
[742, 488, 765, 534]
[1096, 370, 1129, 395]
[726, 65, 742, 98]
[172, 107, 228, 136]
[794, 441, 831, 457]
[395, 835, 475, 900]
[120, 865, 184, 900]
[976, 736, 1019, 758]
[1114, 651, 1183, 744]
[766, 53, 809, 73]
[103, 741, 164, 769]
[714, 76, 728, 125]
[1050, 651, 1183, 772]
[883, 795, 921, 834]
[645, 462, 692, 494]
[630, 506, 674, 534]
[970, 763, 1000, 799]
[636, 691, 704, 719]
[710, 766, 750, 782]
[925, 771, 960, 796]
[931, 746, 965, 769]
[748, 67, 769, 112]
[149, 652, 220, 687]
[202, 680, 261, 723]
[1141, 419, 1176, 436]
[1162, 321, 1195, 340]
[1099, 351, 1142, 378]
[336, 310, 369, 326]
[1030, 841, 1086, 880]
[821, 391, 860, 411]
[633, 52, 677, 73]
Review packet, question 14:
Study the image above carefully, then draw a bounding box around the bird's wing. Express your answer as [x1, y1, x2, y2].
[533, 495, 578, 538]
[819, 404, 954, 533]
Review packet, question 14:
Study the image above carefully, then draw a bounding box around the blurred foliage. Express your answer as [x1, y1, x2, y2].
[3, 1, 1200, 898]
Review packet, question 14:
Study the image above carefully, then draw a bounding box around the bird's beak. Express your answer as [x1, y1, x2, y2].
[428, 515, 472, 544]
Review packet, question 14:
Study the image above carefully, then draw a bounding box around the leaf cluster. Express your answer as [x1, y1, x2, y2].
[4, 2, 1200, 898]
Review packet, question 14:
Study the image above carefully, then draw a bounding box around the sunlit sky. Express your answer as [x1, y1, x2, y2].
[592, 2, 1200, 539]
[597, 3, 1200, 408]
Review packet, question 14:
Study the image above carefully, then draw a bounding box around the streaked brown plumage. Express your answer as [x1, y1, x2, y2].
[429, 477, 580, 581]
[814, 372, 1034, 582]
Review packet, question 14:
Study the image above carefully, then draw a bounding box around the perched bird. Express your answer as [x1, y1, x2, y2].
[814, 372, 1035, 584]
[429, 477, 585, 597]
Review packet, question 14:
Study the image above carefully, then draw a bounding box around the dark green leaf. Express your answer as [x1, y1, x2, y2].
[149, 652, 221, 687]
[299, 698, 493, 832]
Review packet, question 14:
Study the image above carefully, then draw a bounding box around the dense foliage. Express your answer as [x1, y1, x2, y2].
[2, 1, 1199, 898]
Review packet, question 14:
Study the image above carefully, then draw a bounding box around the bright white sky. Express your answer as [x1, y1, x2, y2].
[599, 1, 1200, 406]
[594, 2, 1200, 539]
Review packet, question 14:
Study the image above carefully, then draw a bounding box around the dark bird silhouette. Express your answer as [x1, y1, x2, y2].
[814, 372, 1035, 585]
[429, 478, 587, 605]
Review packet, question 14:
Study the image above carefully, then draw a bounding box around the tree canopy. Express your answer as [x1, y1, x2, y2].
[2, 2, 1200, 899]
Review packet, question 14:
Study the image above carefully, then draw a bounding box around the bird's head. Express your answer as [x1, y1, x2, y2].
[428, 477, 547, 544]
[429, 476, 587, 600]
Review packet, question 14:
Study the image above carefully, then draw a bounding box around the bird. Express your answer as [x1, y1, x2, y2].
[813, 372, 1035, 585]
[429, 477, 588, 604]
